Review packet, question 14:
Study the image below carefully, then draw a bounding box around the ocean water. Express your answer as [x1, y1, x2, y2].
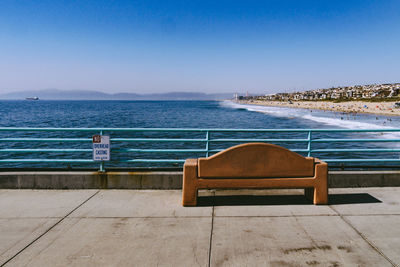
[0, 100, 399, 169]
[2, 99, 400, 129]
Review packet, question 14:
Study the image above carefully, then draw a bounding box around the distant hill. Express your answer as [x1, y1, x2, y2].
[0, 89, 234, 100]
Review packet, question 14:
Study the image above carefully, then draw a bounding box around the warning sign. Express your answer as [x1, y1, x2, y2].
[92, 135, 110, 161]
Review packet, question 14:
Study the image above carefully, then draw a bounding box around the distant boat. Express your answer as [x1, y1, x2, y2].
[26, 97, 39, 100]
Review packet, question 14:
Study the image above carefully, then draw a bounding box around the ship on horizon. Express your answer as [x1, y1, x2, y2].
[26, 97, 39, 100]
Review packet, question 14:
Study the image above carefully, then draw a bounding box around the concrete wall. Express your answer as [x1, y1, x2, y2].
[329, 171, 400, 188]
[0, 171, 399, 189]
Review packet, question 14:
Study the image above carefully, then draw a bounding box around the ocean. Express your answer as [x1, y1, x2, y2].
[0, 100, 399, 169]
[2, 100, 400, 129]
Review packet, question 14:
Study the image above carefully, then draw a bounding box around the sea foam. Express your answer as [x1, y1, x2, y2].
[221, 101, 400, 140]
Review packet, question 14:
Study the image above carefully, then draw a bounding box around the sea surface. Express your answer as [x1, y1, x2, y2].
[1, 100, 399, 169]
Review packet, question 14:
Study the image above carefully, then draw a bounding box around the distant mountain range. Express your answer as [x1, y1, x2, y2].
[0, 89, 234, 100]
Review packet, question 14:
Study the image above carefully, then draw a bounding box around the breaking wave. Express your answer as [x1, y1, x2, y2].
[220, 101, 400, 139]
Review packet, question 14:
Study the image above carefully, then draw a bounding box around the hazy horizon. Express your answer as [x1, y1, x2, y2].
[1, 0, 399, 95]
[0, 88, 235, 101]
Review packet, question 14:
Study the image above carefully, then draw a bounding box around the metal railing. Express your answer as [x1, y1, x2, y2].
[0, 127, 400, 171]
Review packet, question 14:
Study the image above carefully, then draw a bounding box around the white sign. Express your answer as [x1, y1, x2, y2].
[92, 135, 110, 161]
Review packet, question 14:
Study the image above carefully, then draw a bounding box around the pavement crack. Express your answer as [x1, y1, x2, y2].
[208, 190, 215, 267]
[329, 205, 398, 267]
[1, 190, 100, 267]
[293, 214, 318, 247]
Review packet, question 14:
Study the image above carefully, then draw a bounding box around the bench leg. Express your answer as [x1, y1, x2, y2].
[313, 186, 328, 204]
[182, 184, 198, 206]
[313, 163, 328, 204]
[182, 164, 198, 206]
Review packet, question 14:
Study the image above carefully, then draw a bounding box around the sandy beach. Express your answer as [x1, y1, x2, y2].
[237, 100, 400, 116]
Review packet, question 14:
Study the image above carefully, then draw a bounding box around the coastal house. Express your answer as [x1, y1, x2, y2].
[362, 90, 373, 98]
[265, 94, 277, 100]
[389, 88, 399, 97]
[254, 82, 400, 102]
[292, 94, 302, 100]
[331, 91, 342, 99]
[346, 90, 354, 98]
[354, 89, 363, 98]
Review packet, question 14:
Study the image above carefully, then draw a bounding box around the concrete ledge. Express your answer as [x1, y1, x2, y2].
[329, 170, 400, 187]
[0, 171, 399, 189]
[0, 171, 182, 189]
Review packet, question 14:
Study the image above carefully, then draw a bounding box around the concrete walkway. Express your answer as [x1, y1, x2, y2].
[0, 188, 399, 266]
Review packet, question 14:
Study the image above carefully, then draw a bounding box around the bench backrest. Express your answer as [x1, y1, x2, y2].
[198, 143, 314, 178]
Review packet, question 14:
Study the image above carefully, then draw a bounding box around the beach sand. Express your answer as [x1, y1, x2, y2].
[237, 100, 400, 116]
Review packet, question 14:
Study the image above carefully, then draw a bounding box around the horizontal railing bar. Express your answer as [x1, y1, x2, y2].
[312, 139, 400, 142]
[210, 139, 309, 142]
[0, 159, 186, 163]
[0, 159, 94, 163]
[111, 138, 206, 142]
[117, 148, 311, 153]
[1, 149, 224, 153]
[209, 129, 400, 133]
[324, 159, 400, 163]
[312, 149, 400, 152]
[113, 149, 207, 153]
[0, 128, 200, 132]
[0, 138, 308, 143]
[208, 149, 309, 153]
[114, 148, 312, 154]
[1, 127, 400, 133]
[0, 149, 91, 152]
[0, 147, 309, 154]
[0, 138, 91, 142]
[119, 159, 186, 163]
[2, 138, 399, 143]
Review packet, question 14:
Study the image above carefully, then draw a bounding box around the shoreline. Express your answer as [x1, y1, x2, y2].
[236, 100, 400, 117]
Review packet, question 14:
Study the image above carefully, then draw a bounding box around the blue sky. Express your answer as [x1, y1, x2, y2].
[0, 0, 399, 94]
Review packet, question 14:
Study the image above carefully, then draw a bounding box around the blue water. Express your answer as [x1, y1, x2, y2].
[1, 100, 399, 169]
[0, 100, 328, 128]
[2, 100, 400, 129]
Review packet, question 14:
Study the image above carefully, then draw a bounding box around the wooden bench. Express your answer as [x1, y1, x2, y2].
[182, 143, 328, 206]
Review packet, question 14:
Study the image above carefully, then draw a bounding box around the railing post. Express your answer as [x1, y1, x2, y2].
[99, 130, 105, 172]
[206, 131, 210, 157]
[307, 131, 312, 157]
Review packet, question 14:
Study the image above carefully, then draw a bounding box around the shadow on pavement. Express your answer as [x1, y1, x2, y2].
[197, 193, 381, 206]
[328, 193, 382, 205]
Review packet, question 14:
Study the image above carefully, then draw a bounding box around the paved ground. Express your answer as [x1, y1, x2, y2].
[0, 188, 399, 266]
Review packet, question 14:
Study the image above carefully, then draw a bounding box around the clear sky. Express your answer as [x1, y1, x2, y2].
[0, 0, 399, 95]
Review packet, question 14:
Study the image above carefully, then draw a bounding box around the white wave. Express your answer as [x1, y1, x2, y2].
[221, 101, 400, 140]
[301, 114, 400, 140]
[300, 114, 394, 130]
[220, 100, 305, 118]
